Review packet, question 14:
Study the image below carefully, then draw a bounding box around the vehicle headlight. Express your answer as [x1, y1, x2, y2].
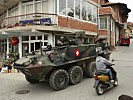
[38, 61, 42, 65]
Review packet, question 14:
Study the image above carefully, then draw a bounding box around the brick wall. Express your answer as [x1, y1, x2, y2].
[58, 16, 97, 33]
[111, 32, 115, 46]
[91, 0, 98, 3]
[98, 30, 115, 46]
[98, 30, 108, 35]
[91, 0, 108, 4]
[99, 7, 117, 21]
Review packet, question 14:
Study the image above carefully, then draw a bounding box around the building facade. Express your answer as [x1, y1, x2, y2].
[0, 0, 99, 60]
[98, 1, 131, 47]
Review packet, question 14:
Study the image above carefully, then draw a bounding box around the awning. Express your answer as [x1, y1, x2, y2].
[0, 25, 98, 36]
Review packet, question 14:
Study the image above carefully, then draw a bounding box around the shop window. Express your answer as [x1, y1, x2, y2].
[22, 43, 29, 56]
[31, 43, 34, 52]
[100, 17, 107, 29]
[35, 42, 42, 50]
[37, 36, 42, 40]
[44, 35, 48, 40]
[59, 0, 66, 15]
[67, 0, 74, 17]
[44, 42, 48, 46]
[22, 36, 29, 41]
[31, 36, 36, 40]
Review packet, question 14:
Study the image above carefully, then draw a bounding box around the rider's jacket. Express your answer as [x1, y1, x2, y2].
[96, 56, 112, 72]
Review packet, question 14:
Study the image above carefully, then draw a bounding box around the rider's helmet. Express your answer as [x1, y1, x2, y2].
[98, 50, 105, 57]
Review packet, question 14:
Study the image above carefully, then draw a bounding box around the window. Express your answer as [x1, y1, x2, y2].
[31, 36, 36, 40]
[100, 17, 107, 29]
[67, 0, 74, 17]
[55, 0, 57, 13]
[86, 3, 92, 22]
[44, 42, 48, 46]
[37, 36, 42, 40]
[111, 19, 115, 32]
[57, 0, 98, 23]
[21, 5, 26, 19]
[44, 35, 48, 40]
[75, 0, 80, 19]
[22, 36, 29, 41]
[26, 4, 33, 14]
[82, 0, 87, 20]
[93, 6, 97, 23]
[42, 1, 48, 13]
[35, 2, 41, 13]
[59, 0, 66, 15]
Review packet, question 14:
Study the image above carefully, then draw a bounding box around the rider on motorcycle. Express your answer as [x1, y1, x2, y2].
[96, 50, 114, 82]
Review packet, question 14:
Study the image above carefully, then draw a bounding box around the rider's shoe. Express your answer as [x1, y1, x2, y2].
[110, 80, 114, 83]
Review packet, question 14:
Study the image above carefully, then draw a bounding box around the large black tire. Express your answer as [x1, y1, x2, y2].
[96, 83, 104, 95]
[25, 75, 39, 84]
[49, 69, 69, 90]
[85, 61, 96, 78]
[68, 66, 83, 85]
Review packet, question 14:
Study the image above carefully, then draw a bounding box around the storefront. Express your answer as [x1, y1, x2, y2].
[0, 31, 54, 60]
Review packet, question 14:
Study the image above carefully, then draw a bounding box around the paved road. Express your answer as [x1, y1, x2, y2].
[1, 40, 133, 100]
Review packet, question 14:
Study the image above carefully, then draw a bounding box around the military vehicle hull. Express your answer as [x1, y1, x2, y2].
[14, 44, 110, 90]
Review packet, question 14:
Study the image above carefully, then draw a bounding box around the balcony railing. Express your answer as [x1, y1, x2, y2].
[0, 13, 58, 29]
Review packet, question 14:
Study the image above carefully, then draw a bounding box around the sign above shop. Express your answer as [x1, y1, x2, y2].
[19, 18, 52, 26]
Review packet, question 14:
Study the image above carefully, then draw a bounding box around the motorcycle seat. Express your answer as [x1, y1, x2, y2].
[95, 71, 107, 75]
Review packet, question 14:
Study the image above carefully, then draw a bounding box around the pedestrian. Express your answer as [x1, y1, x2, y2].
[118, 95, 133, 100]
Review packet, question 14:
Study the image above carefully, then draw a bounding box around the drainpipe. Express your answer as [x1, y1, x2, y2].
[94, 0, 100, 43]
[97, 3, 100, 38]
[109, 15, 111, 47]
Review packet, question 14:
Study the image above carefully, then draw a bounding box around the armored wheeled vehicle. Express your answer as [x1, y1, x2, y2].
[14, 32, 111, 90]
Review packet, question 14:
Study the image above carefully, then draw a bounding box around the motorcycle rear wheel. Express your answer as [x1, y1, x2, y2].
[113, 78, 118, 87]
[96, 83, 104, 95]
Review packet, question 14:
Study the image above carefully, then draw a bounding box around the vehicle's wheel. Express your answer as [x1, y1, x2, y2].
[96, 83, 104, 95]
[113, 78, 118, 87]
[25, 75, 39, 84]
[68, 66, 83, 85]
[85, 61, 96, 78]
[49, 69, 69, 90]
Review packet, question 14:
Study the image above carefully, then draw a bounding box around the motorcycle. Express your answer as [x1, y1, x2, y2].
[93, 64, 118, 95]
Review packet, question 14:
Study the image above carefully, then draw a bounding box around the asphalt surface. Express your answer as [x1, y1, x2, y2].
[0, 40, 133, 100]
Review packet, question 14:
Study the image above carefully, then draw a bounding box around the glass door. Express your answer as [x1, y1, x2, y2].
[22, 43, 29, 56]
